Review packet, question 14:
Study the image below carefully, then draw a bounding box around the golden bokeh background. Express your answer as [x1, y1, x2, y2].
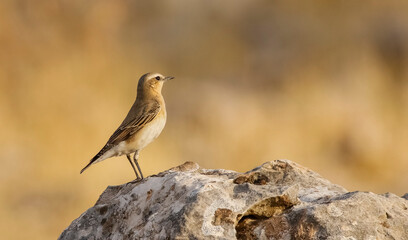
[1, 1, 408, 239]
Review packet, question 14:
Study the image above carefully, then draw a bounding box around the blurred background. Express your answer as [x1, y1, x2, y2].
[1, 0, 408, 239]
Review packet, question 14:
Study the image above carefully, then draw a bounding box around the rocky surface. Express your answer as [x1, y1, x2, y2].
[59, 160, 408, 240]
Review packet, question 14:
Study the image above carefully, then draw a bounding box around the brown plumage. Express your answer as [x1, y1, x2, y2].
[80, 72, 173, 180]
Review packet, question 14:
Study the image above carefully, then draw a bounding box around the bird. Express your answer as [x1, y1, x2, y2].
[80, 72, 173, 181]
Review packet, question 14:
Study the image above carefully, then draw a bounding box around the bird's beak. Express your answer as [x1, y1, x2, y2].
[164, 76, 174, 81]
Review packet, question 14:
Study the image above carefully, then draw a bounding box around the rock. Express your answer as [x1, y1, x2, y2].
[59, 160, 408, 240]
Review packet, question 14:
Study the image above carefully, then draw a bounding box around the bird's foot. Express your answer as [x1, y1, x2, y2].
[126, 177, 143, 186]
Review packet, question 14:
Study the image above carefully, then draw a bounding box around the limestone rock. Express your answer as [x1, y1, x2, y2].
[59, 160, 408, 239]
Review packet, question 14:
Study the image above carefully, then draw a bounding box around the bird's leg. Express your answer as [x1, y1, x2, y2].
[133, 150, 144, 179]
[126, 154, 140, 179]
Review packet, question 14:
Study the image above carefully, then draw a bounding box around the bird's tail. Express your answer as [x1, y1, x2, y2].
[80, 160, 95, 174]
[80, 154, 101, 174]
[80, 145, 110, 174]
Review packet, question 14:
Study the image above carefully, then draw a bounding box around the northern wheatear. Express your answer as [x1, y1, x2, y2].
[80, 72, 173, 181]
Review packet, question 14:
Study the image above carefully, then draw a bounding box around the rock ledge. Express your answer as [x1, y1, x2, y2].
[59, 160, 408, 239]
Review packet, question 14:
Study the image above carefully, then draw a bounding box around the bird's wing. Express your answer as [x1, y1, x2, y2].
[80, 101, 161, 174]
[107, 101, 161, 146]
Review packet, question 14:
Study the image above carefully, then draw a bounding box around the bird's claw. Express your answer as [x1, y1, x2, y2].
[126, 177, 143, 186]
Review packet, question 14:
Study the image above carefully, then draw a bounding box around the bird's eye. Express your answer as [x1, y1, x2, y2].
[155, 76, 161, 80]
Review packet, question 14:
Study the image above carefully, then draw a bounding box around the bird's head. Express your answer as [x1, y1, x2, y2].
[137, 72, 174, 96]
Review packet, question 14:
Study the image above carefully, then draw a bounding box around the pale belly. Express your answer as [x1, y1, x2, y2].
[126, 114, 166, 152]
[97, 112, 166, 162]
